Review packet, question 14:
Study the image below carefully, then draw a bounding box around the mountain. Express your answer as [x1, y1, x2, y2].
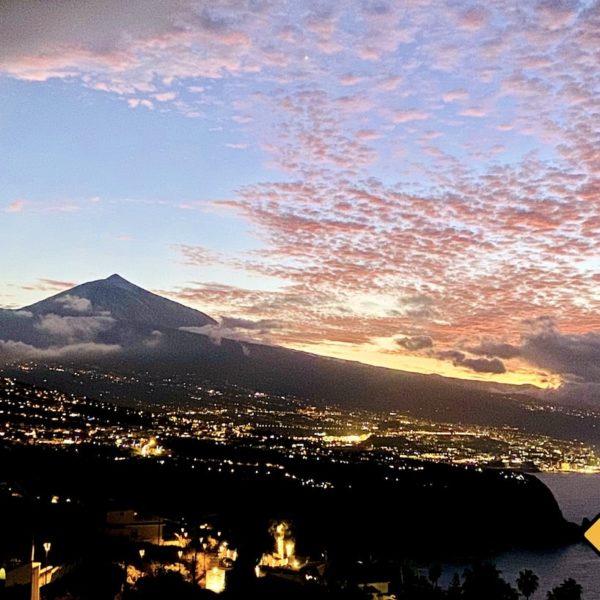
[23, 273, 216, 329]
[1, 274, 599, 444]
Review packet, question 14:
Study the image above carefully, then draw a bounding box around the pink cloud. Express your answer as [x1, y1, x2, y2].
[458, 107, 487, 118]
[392, 109, 430, 123]
[154, 91, 176, 102]
[20, 279, 75, 293]
[3, 198, 96, 215]
[376, 76, 403, 91]
[5, 200, 26, 213]
[339, 73, 365, 86]
[442, 89, 469, 103]
[356, 129, 381, 141]
[456, 7, 489, 31]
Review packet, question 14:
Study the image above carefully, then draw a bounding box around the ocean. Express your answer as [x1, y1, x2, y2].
[439, 473, 600, 598]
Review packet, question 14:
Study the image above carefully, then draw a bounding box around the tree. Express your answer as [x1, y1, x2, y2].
[428, 564, 442, 589]
[462, 562, 518, 600]
[126, 571, 215, 600]
[546, 578, 583, 600]
[447, 573, 461, 599]
[517, 570, 539, 599]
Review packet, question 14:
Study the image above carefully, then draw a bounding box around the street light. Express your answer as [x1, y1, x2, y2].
[43, 542, 51, 565]
[138, 549, 146, 560]
[43, 542, 51, 585]
[177, 550, 183, 574]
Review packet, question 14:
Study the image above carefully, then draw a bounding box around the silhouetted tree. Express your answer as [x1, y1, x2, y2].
[428, 564, 442, 589]
[447, 573, 461, 599]
[517, 570, 539, 599]
[126, 571, 215, 600]
[43, 560, 125, 600]
[462, 562, 518, 600]
[546, 578, 583, 600]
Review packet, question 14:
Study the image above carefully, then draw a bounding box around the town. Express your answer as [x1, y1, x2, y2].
[1, 368, 598, 475]
[0, 372, 592, 599]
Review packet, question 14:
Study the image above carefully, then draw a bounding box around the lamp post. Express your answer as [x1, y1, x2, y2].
[138, 549, 145, 561]
[177, 550, 183, 574]
[202, 542, 207, 587]
[43, 542, 51, 585]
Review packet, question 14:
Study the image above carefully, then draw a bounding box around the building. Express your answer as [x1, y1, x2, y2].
[1, 562, 56, 600]
[105, 510, 164, 544]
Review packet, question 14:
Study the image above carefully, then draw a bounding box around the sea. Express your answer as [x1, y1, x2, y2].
[438, 473, 600, 598]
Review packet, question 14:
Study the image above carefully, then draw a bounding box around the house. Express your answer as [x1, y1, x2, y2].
[105, 510, 164, 544]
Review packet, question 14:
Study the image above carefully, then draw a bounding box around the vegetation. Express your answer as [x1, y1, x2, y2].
[546, 578, 583, 600]
[517, 569, 540, 599]
[33, 560, 583, 600]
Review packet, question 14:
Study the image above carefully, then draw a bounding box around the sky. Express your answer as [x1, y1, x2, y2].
[1, 0, 600, 393]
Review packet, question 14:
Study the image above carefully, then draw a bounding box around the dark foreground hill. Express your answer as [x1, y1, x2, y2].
[0, 438, 579, 565]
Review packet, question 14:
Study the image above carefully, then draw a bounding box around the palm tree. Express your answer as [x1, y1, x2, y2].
[546, 578, 583, 600]
[517, 570, 539, 599]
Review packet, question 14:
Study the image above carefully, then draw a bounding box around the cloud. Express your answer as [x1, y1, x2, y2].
[536, 0, 580, 30]
[0, 309, 33, 319]
[436, 350, 506, 374]
[144, 330, 163, 348]
[442, 89, 469, 103]
[460, 356, 506, 374]
[2, 198, 97, 214]
[339, 73, 365, 86]
[455, 7, 489, 31]
[0, 1, 258, 85]
[180, 325, 225, 345]
[458, 107, 487, 118]
[396, 335, 433, 351]
[520, 318, 600, 383]
[0, 340, 121, 361]
[220, 317, 282, 331]
[180, 315, 281, 345]
[392, 109, 430, 123]
[36, 279, 76, 291]
[18, 279, 76, 295]
[5, 200, 26, 213]
[465, 338, 521, 359]
[459, 319, 600, 385]
[54, 294, 92, 313]
[34, 314, 115, 342]
[394, 295, 438, 319]
[154, 91, 176, 102]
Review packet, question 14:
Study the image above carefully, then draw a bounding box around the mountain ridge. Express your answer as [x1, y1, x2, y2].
[22, 273, 217, 330]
